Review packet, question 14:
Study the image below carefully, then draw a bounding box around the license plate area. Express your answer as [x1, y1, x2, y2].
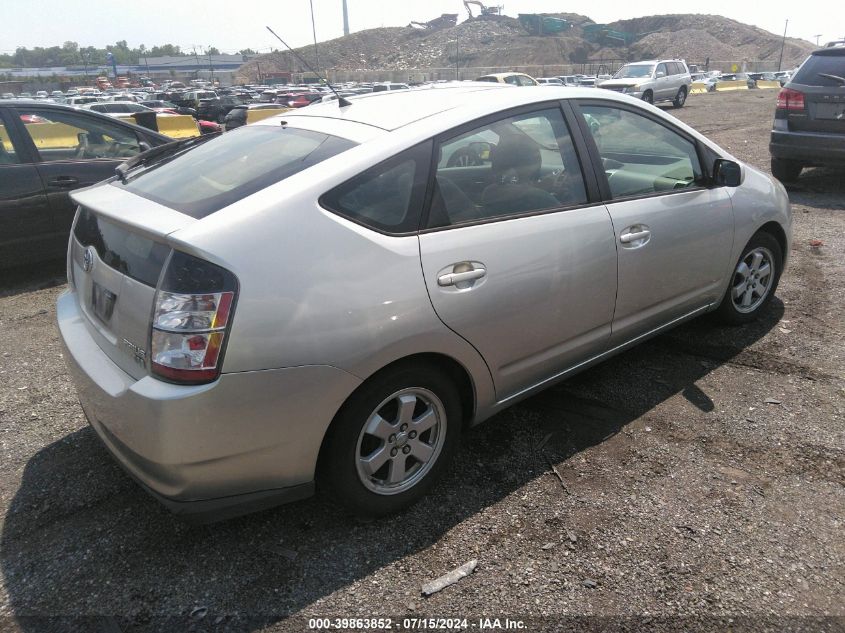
[815, 103, 845, 120]
[91, 282, 117, 324]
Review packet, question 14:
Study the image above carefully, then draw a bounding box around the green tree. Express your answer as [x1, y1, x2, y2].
[149, 44, 184, 57]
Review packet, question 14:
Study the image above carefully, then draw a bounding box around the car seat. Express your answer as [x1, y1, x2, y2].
[482, 135, 559, 215]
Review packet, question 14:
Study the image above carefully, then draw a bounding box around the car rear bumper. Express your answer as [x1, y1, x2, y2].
[57, 289, 362, 521]
[770, 130, 845, 165]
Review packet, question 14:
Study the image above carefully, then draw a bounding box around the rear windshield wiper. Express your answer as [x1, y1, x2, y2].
[817, 73, 845, 85]
[115, 133, 218, 183]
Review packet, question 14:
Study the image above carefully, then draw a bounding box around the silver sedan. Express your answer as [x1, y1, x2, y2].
[58, 84, 791, 520]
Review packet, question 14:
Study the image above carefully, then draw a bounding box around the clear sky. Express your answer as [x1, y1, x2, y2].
[2, 0, 839, 55]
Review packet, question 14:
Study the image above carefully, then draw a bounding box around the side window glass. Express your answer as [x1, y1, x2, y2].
[504, 75, 520, 86]
[580, 104, 702, 199]
[430, 107, 588, 228]
[321, 142, 430, 233]
[17, 109, 141, 162]
[0, 122, 21, 164]
[656, 63, 667, 77]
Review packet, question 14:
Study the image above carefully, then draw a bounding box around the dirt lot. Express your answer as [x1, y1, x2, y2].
[0, 89, 843, 633]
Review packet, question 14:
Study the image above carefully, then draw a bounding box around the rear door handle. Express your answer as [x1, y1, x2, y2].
[620, 229, 651, 244]
[48, 176, 79, 188]
[438, 267, 487, 286]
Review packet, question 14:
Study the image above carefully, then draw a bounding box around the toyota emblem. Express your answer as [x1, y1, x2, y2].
[82, 246, 96, 273]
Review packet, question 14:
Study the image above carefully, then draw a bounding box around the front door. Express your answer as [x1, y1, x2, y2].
[419, 105, 618, 400]
[576, 102, 734, 346]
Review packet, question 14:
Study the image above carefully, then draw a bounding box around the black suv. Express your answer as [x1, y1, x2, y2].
[197, 96, 249, 123]
[770, 42, 845, 181]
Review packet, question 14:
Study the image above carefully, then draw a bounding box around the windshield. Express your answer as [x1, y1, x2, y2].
[613, 64, 655, 79]
[118, 125, 356, 218]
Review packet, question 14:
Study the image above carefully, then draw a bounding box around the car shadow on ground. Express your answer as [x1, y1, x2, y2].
[784, 167, 845, 210]
[1, 301, 783, 632]
[0, 259, 66, 299]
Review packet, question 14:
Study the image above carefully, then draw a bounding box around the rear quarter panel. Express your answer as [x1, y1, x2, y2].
[167, 139, 497, 419]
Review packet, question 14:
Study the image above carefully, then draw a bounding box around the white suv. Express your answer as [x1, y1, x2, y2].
[599, 59, 692, 107]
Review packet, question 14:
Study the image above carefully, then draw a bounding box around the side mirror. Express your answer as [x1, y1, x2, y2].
[713, 159, 742, 187]
[655, 71, 666, 78]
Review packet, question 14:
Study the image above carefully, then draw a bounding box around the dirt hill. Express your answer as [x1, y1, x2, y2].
[242, 12, 814, 80]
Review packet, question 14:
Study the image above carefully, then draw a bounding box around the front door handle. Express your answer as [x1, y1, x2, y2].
[620, 229, 650, 243]
[438, 266, 487, 287]
[48, 176, 79, 188]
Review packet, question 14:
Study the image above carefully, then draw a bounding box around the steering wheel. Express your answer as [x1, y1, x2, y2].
[446, 146, 483, 168]
[104, 141, 122, 158]
[539, 168, 582, 205]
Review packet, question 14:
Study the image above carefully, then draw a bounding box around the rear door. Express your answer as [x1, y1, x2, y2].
[419, 103, 618, 401]
[574, 100, 734, 346]
[0, 107, 56, 266]
[14, 105, 147, 236]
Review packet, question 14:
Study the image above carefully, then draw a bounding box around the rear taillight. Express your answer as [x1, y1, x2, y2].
[776, 88, 805, 111]
[150, 251, 238, 384]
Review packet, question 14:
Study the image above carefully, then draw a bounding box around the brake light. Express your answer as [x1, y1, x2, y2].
[776, 88, 805, 111]
[150, 251, 238, 384]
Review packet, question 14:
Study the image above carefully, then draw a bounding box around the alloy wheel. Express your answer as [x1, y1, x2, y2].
[731, 247, 775, 313]
[355, 388, 447, 495]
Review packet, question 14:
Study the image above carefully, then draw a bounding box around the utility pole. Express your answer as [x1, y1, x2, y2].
[777, 19, 789, 71]
[192, 46, 201, 80]
[309, 0, 320, 78]
[813, 34, 822, 46]
[342, 0, 350, 36]
[207, 46, 214, 84]
[455, 34, 459, 80]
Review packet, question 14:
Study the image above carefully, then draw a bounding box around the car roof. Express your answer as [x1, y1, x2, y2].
[263, 83, 518, 131]
[261, 83, 681, 135]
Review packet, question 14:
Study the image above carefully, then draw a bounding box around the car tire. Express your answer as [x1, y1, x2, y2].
[771, 157, 803, 182]
[642, 90, 654, 104]
[714, 231, 783, 325]
[672, 87, 687, 108]
[318, 363, 462, 517]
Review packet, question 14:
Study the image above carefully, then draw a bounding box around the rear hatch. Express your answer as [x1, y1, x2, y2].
[782, 48, 845, 134]
[68, 123, 358, 380]
[69, 186, 193, 380]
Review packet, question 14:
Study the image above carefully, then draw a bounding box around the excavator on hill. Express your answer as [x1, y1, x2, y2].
[463, 1, 503, 19]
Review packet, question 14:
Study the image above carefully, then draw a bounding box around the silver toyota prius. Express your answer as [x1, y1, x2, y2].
[58, 84, 791, 521]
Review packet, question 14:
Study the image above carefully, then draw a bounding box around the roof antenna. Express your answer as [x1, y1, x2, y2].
[265, 25, 351, 107]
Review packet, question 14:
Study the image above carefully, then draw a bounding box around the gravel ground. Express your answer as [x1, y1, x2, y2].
[0, 89, 843, 633]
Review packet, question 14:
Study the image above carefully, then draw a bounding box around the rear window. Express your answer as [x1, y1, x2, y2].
[792, 52, 845, 87]
[118, 125, 356, 218]
[74, 207, 170, 286]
